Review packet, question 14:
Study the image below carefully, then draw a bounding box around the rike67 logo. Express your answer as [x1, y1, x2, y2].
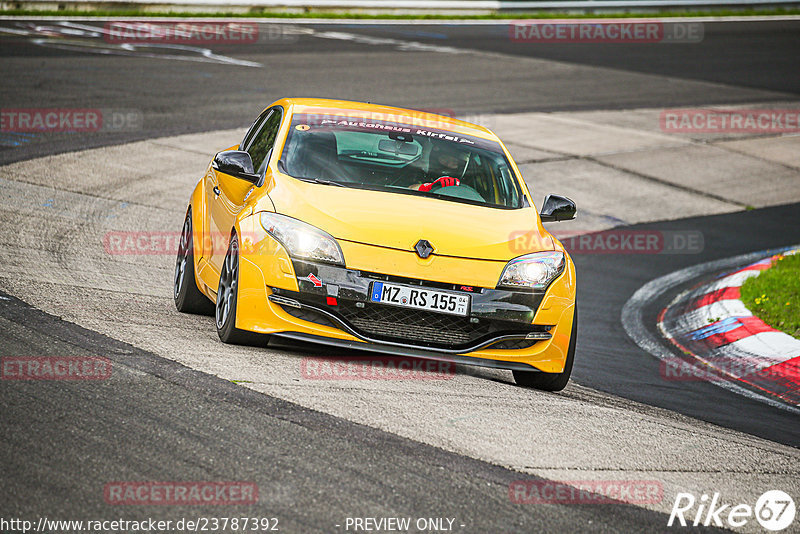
[668, 490, 795, 531]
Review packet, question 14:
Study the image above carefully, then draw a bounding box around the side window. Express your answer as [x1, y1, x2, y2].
[241, 108, 271, 151]
[247, 108, 283, 174]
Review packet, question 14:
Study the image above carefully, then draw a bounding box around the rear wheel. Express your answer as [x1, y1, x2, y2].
[174, 211, 214, 315]
[216, 233, 270, 346]
[513, 307, 577, 392]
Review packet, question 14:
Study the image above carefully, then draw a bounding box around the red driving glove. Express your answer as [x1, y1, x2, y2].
[418, 176, 460, 192]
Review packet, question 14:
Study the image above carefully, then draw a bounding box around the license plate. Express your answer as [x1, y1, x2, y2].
[369, 281, 470, 317]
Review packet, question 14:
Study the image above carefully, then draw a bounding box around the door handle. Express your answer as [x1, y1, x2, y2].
[213, 186, 221, 197]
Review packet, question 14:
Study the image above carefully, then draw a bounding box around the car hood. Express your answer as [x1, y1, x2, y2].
[267, 177, 553, 261]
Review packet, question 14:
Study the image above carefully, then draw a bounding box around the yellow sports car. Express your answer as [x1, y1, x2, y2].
[174, 98, 578, 390]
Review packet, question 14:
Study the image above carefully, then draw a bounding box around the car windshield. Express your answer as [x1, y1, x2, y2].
[279, 113, 523, 209]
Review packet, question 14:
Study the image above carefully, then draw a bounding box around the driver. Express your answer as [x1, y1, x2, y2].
[408, 143, 469, 192]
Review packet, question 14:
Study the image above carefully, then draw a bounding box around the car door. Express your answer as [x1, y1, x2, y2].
[207, 107, 283, 277]
[201, 108, 270, 264]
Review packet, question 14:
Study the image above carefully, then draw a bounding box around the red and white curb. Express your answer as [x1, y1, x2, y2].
[622, 246, 800, 414]
[658, 251, 800, 406]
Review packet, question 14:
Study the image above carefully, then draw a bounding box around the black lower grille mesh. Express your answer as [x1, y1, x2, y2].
[337, 302, 491, 346]
[490, 339, 538, 350]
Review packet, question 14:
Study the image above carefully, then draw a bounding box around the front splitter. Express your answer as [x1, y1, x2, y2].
[270, 331, 540, 372]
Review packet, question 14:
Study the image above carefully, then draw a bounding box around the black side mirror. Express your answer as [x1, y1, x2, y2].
[212, 150, 261, 185]
[539, 194, 576, 222]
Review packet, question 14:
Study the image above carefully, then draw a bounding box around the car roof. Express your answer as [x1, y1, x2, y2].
[274, 97, 500, 142]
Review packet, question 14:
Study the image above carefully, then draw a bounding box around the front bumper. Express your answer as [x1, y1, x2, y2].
[235, 229, 576, 373]
[270, 259, 552, 353]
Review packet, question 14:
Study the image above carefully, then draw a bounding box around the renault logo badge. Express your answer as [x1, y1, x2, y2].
[414, 239, 434, 259]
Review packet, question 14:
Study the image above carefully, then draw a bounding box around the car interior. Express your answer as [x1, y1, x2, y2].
[282, 126, 521, 208]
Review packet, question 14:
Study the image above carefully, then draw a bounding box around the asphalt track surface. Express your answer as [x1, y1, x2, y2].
[1, 19, 799, 164]
[3, 290, 692, 532]
[1, 18, 799, 532]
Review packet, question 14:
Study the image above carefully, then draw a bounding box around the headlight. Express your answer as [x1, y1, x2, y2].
[498, 251, 565, 290]
[259, 212, 344, 266]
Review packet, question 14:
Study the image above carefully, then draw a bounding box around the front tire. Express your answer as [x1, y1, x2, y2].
[174, 210, 214, 315]
[513, 307, 577, 392]
[216, 233, 269, 346]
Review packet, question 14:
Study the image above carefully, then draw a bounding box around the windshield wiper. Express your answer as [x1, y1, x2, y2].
[298, 177, 346, 187]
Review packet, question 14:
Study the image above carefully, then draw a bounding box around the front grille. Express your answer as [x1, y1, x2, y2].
[337, 302, 492, 347]
[271, 286, 545, 351]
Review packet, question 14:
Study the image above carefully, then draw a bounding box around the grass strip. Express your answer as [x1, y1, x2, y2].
[741, 252, 800, 339]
